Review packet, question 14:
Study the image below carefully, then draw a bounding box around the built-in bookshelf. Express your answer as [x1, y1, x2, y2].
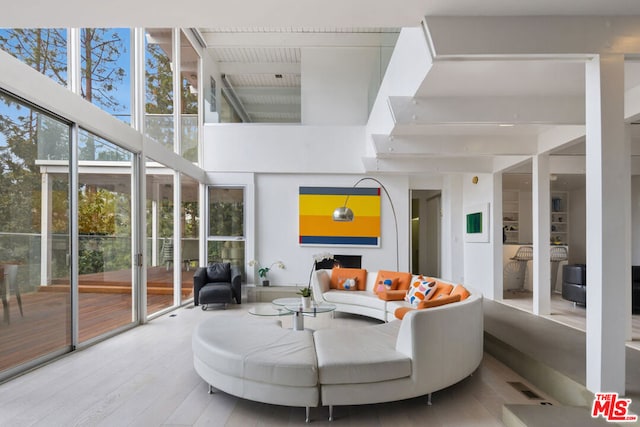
[551, 191, 569, 245]
[503, 190, 520, 243]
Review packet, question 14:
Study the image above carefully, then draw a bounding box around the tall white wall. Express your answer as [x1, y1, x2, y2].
[250, 174, 411, 286]
[203, 124, 366, 173]
[301, 47, 382, 125]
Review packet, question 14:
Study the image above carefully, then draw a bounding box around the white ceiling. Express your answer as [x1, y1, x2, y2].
[5, 0, 640, 28]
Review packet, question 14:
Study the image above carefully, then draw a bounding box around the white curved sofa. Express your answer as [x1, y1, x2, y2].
[192, 277, 483, 422]
[311, 268, 450, 322]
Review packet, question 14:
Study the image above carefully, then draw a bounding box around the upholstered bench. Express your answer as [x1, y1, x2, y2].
[192, 285, 483, 422]
[192, 315, 318, 421]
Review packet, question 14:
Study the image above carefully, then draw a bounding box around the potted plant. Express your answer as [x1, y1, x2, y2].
[248, 259, 285, 286]
[297, 286, 312, 308]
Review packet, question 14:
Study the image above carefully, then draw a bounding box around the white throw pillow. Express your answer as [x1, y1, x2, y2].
[404, 280, 437, 307]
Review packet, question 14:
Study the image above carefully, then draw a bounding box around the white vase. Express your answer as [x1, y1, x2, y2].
[301, 296, 311, 309]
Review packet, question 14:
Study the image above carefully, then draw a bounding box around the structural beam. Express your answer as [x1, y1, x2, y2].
[362, 156, 494, 173]
[423, 16, 640, 59]
[372, 134, 537, 157]
[389, 96, 585, 126]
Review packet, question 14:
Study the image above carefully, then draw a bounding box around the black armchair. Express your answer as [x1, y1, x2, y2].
[193, 262, 241, 310]
[562, 264, 586, 306]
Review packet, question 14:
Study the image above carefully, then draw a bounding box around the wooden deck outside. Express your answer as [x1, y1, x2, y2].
[0, 266, 195, 374]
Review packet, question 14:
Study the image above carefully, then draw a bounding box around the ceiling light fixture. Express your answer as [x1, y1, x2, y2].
[498, 124, 515, 127]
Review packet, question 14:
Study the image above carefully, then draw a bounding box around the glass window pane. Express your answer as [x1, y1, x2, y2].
[145, 28, 174, 150]
[145, 161, 174, 316]
[181, 174, 199, 296]
[80, 28, 131, 124]
[207, 240, 245, 274]
[0, 92, 71, 374]
[208, 187, 244, 237]
[180, 31, 199, 163]
[0, 29, 68, 86]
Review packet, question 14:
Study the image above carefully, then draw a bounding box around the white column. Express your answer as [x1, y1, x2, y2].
[492, 172, 503, 301]
[533, 154, 551, 315]
[585, 54, 629, 394]
[441, 175, 464, 283]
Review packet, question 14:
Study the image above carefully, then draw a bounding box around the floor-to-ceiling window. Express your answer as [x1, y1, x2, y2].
[77, 129, 135, 342]
[0, 25, 207, 379]
[0, 91, 71, 375]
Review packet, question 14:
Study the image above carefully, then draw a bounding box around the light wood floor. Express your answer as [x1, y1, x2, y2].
[0, 303, 559, 426]
[501, 291, 640, 352]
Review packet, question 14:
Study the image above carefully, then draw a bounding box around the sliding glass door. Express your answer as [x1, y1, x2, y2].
[0, 91, 71, 375]
[77, 129, 135, 342]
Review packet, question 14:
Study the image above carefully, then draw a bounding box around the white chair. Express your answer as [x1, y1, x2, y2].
[550, 246, 568, 293]
[510, 246, 533, 292]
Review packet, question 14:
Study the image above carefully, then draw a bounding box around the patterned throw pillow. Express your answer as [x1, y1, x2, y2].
[337, 277, 358, 291]
[375, 277, 398, 294]
[404, 280, 437, 307]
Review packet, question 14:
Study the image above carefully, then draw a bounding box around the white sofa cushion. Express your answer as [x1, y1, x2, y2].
[313, 321, 411, 384]
[322, 289, 386, 311]
[193, 316, 318, 387]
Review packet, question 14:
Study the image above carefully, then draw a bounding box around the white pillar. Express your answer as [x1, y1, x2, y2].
[492, 172, 503, 301]
[533, 154, 551, 315]
[585, 54, 629, 394]
[441, 175, 464, 283]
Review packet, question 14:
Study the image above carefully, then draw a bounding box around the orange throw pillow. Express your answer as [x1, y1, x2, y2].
[431, 282, 454, 298]
[418, 293, 461, 309]
[394, 307, 414, 320]
[330, 268, 367, 291]
[450, 284, 470, 300]
[375, 270, 412, 292]
[377, 290, 407, 301]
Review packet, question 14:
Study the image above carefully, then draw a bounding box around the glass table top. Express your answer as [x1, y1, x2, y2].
[272, 297, 301, 306]
[282, 303, 336, 315]
[248, 304, 293, 317]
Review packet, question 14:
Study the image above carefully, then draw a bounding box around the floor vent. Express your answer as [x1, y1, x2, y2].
[508, 381, 542, 400]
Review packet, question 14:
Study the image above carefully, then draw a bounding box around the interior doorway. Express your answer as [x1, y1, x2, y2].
[411, 190, 441, 276]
